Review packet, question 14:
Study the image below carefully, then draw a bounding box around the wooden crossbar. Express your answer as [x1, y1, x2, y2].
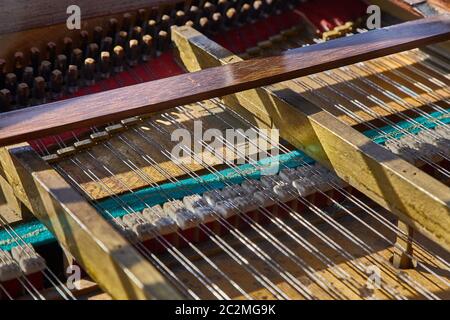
[0, 15, 448, 147]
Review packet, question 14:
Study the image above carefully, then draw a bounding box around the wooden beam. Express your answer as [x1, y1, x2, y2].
[366, 1, 450, 53]
[0, 143, 182, 299]
[0, 15, 449, 147]
[367, 0, 450, 21]
[172, 26, 450, 252]
[0, 174, 32, 223]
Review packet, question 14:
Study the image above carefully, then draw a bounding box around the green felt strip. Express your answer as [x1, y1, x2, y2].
[98, 150, 314, 218]
[1, 109, 448, 251]
[364, 110, 450, 144]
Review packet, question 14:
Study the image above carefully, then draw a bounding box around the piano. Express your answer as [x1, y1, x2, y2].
[0, 0, 449, 300]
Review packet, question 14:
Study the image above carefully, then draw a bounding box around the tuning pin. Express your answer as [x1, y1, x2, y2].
[22, 67, 34, 88]
[157, 30, 169, 54]
[174, 10, 186, 26]
[39, 60, 52, 82]
[79, 30, 89, 54]
[113, 45, 125, 73]
[210, 12, 223, 33]
[198, 17, 210, 33]
[13, 51, 25, 81]
[122, 13, 132, 32]
[55, 55, 68, 76]
[67, 65, 79, 93]
[141, 35, 153, 61]
[160, 14, 171, 32]
[185, 20, 195, 28]
[5, 73, 17, 96]
[71, 48, 83, 70]
[47, 42, 57, 65]
[83, 58, 96, 85]
[89, 27, 102, 47]
[87, 43, 99, 60]
[217, 0, 231, 15]
[108, 18, 119, 38]
[99, 51, 111, 79]
[33, 76, 46, 102]
[203, 2, 216, 18]
[246, 46, 261, 58]
[258, 40, 274, 57]
[128, 39, 140, 66]
[238, 3, 251, 25]
[251, 0, 264, 20]
[145, 19, 157, 38]
[50, 69, 63, 99]
[136, 8, 147, 27]
[269, 34, 283, 46]
[225, 7, 237, 27]
[131, 26, 143, 42]
[63, 37, 73, 58]
[16, 83, 30, 107]
[188, 6, 201, 24]
[100, 36, 113, 53]
[30, 47, 41, 76]
[0, 89, 11, 112]
[116, 31, 128, 48]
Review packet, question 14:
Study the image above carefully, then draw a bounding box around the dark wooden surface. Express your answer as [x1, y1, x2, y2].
[0, 15, 449, 147]
[0, 0, 184, 35]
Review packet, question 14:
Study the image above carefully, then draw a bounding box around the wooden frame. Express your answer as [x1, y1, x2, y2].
[171, 25, 450, 251]
[0, 15, 449, 147]
[0, 143, 182, 299]
[0, 9, 449, 299]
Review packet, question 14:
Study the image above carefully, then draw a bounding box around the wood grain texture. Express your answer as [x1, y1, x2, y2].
[368, 0, 450, 20]
[0, 15, 449, 147]
[0, 0, 183, 35]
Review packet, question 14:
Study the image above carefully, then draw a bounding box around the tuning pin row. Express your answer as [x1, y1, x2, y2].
[0, 0, 300, 111]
